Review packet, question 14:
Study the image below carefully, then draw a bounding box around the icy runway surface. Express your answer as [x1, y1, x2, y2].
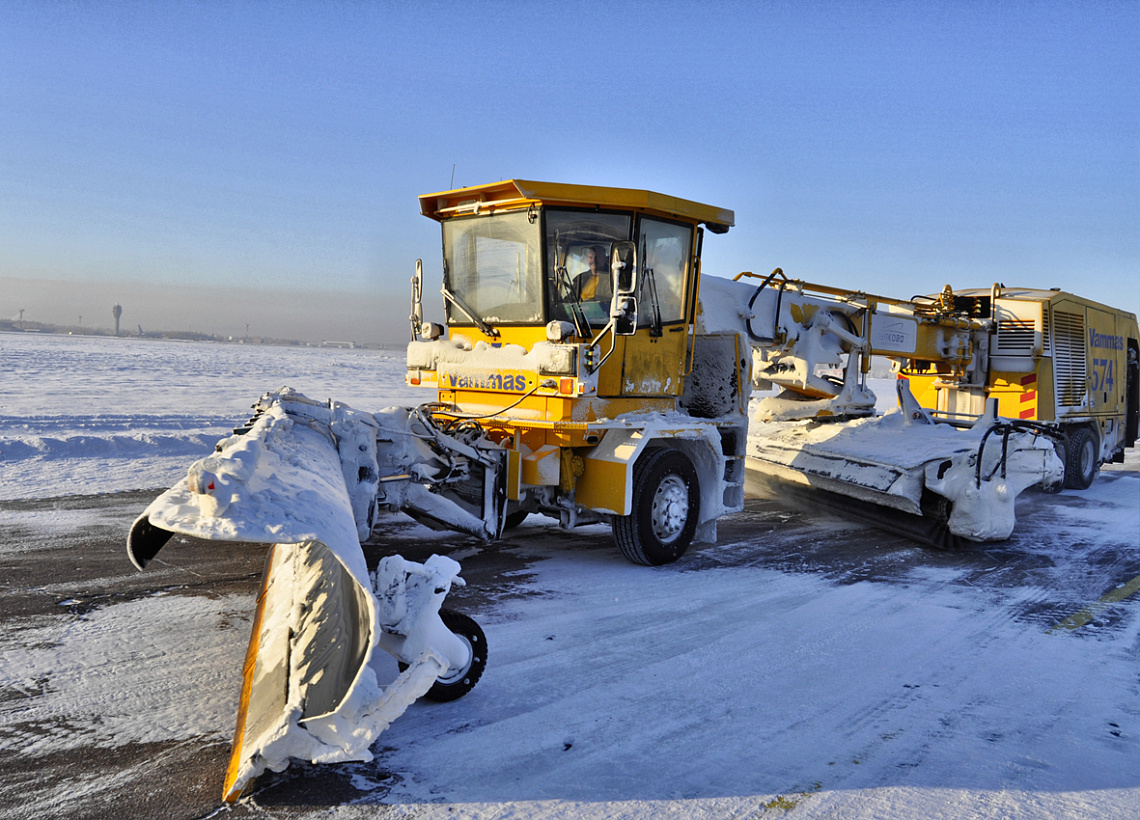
[1, 331, 1137, 820]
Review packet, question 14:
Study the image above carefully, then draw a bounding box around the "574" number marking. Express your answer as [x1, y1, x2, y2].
[1091, 358, 1115, 392]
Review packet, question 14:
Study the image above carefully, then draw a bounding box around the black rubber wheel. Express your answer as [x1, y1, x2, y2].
[612, 449, 700, 566]
[422, 609, 486, 702]
[1062, 427, 1098, 490]
[503, 510, 529, 530]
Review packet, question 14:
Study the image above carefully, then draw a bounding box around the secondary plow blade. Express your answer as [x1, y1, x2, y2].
[747, 400, 1064, 543]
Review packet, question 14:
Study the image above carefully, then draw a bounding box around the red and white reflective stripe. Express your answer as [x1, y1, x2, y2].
[1019, 373, 1037, 419]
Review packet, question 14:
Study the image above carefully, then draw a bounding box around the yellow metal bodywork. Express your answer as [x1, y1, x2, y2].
[985, 368, 1051, 422]
[574, 428, 649, 515]
[901, 287, 1138, 459]
[419, 179, 734, 233]
[605, 330, 689, 398]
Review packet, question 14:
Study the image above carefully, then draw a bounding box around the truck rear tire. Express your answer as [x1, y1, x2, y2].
[1062, 427, 1098, 490]
[613, 449, 700, 566]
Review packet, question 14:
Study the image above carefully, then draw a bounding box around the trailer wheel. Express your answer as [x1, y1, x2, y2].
[422, 609, 487, 702]
[613, 449, 699, 566]
[1063, 428, 1098, 491]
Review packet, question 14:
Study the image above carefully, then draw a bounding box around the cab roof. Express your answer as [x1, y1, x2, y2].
[419, 179, 734, 234]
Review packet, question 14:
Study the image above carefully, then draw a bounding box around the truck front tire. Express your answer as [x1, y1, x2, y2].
[613, 449, 700, 566]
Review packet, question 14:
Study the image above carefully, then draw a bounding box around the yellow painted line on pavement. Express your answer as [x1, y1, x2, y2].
[1048, 573, 1140, 633]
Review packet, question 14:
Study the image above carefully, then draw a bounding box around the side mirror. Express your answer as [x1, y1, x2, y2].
[410, 259, 424, 340]
[610, 241, 638, 336]
[611, 241, 637, 295]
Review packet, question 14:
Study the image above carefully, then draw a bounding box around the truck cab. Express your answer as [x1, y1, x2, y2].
[407, 180, 746, 564]
[412, 179, 733, 399]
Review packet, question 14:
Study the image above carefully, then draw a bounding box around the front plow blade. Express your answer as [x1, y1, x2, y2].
[128, 397, 367, 570]
[125, 389, 488, 800]
[223, 539, 445, 802]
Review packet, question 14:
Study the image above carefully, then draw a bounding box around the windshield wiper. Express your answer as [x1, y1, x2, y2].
[556, 265, 590, 337]
[553, 231, 589, 337]
[642, 237, 662, 337]
[441, 285, 499, 338]
[440, 262, 499, 338]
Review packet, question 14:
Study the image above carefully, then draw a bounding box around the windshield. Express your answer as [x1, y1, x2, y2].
[438, 208, 691, 333]
[442, 211, 543, 326]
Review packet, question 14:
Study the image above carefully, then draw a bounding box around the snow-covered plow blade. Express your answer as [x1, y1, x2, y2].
[126, 388, 488, 800]
[747, 383, 1065, 545]
[221, 542, 471, 801]
[128, 388, 507, 573]
[226, 539, 378, 801]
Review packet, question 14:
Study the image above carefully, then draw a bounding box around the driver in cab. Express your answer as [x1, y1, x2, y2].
[572, 245, 612, 304]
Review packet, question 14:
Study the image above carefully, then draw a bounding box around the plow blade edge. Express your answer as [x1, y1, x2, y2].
[223, 539, 444, 801]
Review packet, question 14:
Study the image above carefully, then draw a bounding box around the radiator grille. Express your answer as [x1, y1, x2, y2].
[1052, 310, 1086, 406]
[994, 319, 1037, 355]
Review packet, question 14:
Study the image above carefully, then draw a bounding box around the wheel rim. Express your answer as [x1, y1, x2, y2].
[437, 634, 474, 685]
[1079, 438, 1096, 479]
[650, 474, 689, 544]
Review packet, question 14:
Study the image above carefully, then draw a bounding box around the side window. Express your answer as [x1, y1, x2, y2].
[638, 218, 693, 325]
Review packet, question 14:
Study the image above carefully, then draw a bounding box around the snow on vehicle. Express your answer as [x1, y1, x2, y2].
[125, 179, 1136, 797]
[401, 180, 1074, 551]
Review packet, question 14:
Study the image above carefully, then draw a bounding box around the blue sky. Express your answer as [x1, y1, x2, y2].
[2, 1, 1137, 343]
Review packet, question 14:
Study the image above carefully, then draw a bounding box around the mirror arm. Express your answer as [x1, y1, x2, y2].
[586, 321, 618, 373]
[410, 259, 424, 341]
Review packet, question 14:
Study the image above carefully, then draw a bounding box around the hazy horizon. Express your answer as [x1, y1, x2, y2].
[0, 275, 446, 344]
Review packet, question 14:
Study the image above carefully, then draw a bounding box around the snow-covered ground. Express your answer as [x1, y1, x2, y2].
[1, 332, 1137, 820]
[0, 332, 422, 500]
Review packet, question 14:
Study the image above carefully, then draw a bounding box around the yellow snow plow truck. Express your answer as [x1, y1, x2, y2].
[126, 179, 1138, 797]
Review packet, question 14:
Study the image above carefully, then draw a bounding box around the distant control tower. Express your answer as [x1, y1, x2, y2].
[112, 303, 122, 337]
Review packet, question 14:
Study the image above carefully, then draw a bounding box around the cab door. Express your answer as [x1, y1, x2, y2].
[614, 217, 697, 399]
